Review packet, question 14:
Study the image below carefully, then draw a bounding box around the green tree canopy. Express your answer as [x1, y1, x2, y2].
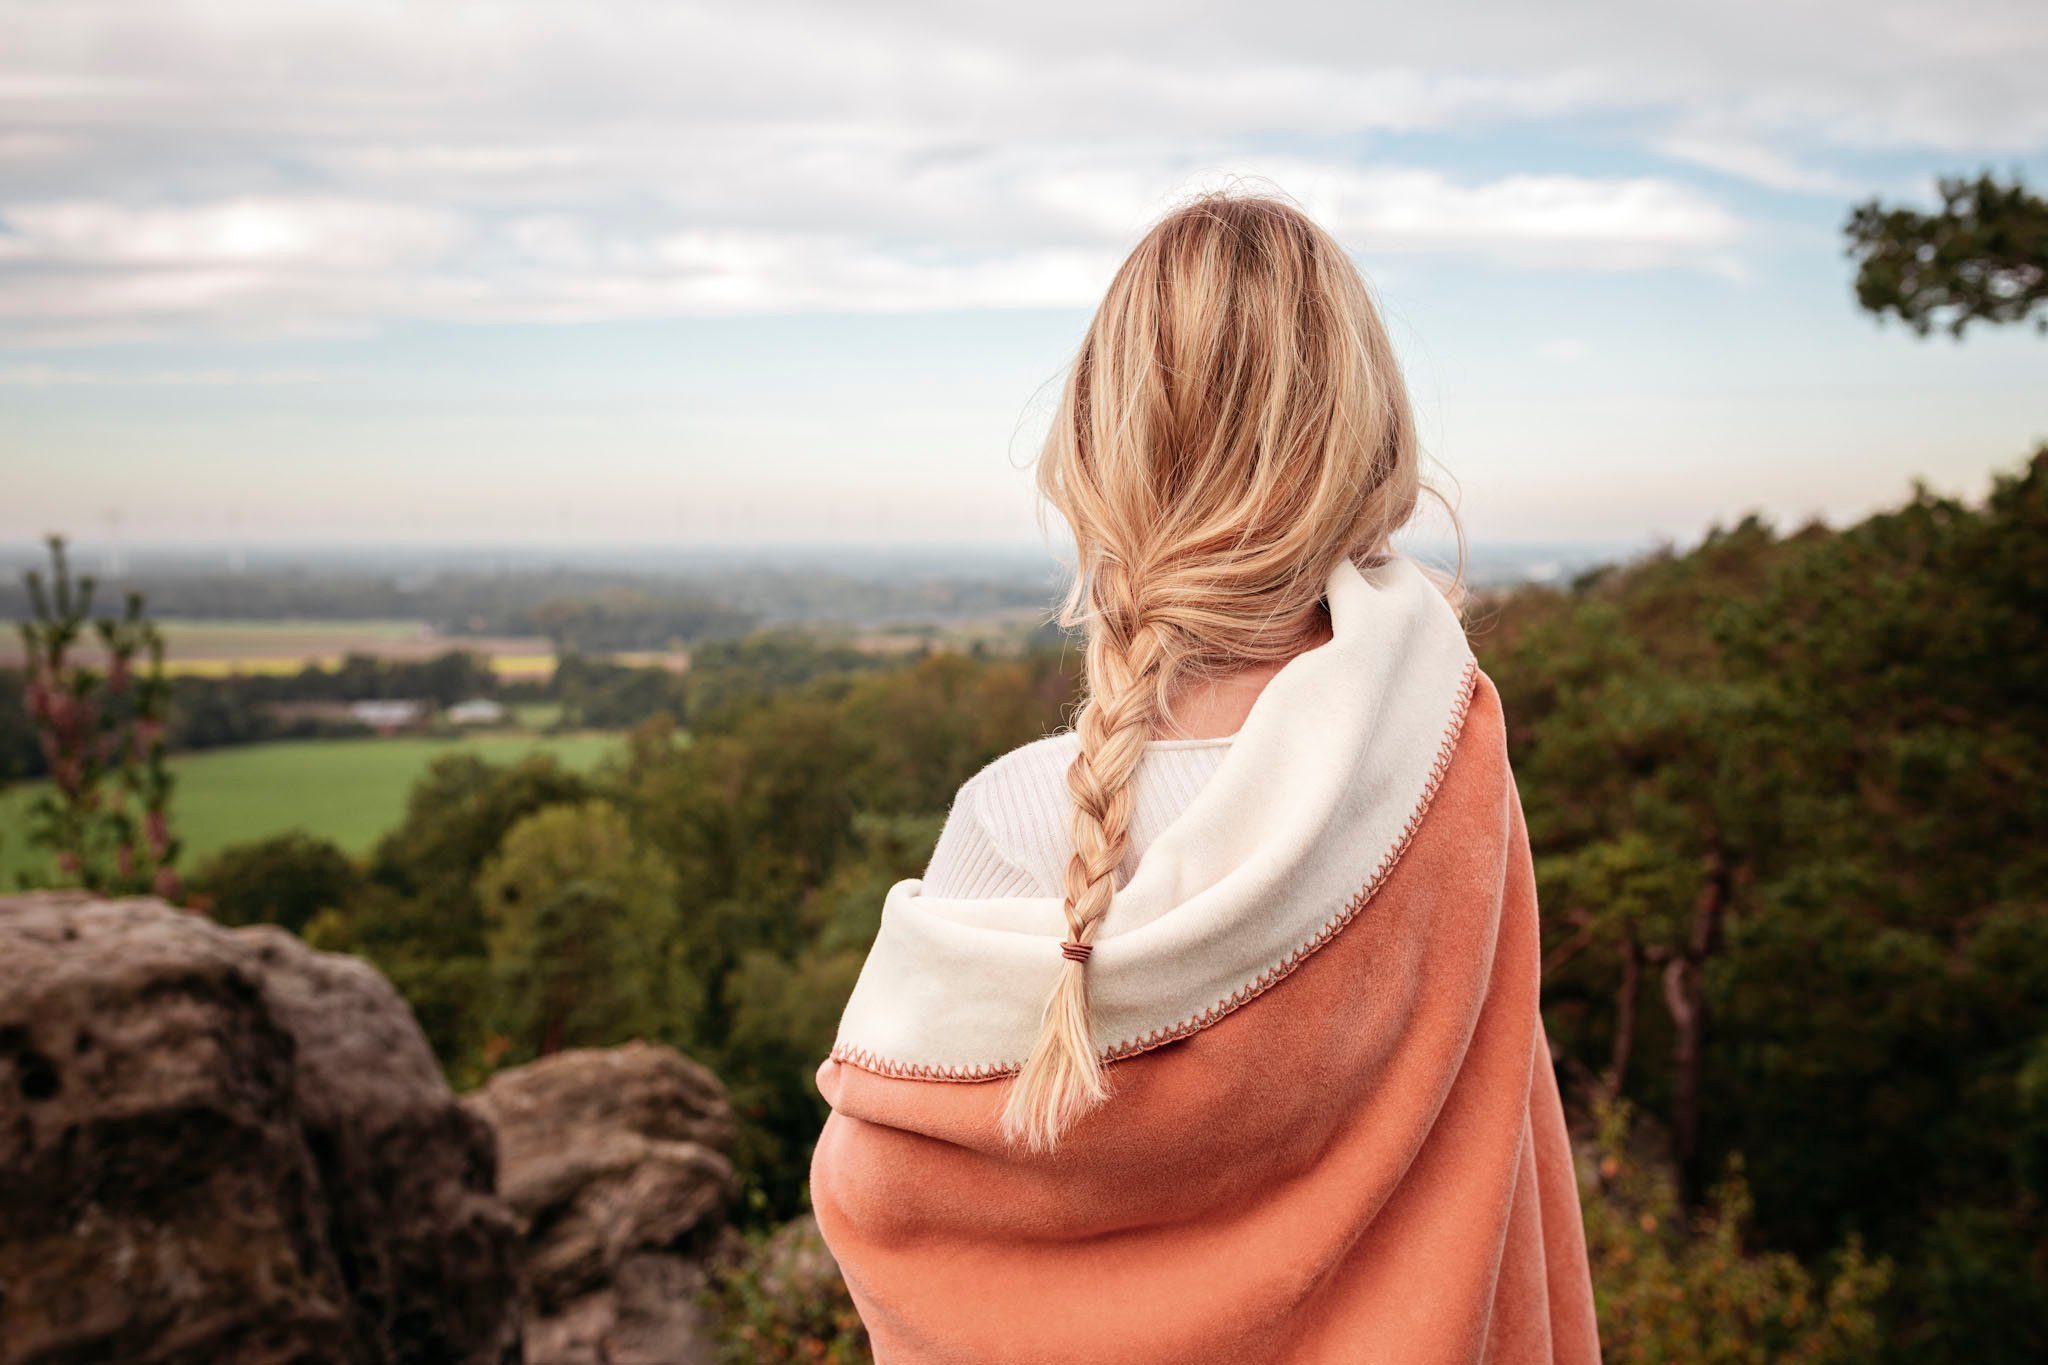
[1846, 173, 2048, 337]
[476, 798, 692, 1062]
[198, 832, 364, 935]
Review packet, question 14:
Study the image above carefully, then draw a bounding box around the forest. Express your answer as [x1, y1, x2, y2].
[14, 449, 2003, 1360]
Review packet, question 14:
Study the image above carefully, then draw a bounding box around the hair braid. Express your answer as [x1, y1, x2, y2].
[998, 566, 1167, 1151]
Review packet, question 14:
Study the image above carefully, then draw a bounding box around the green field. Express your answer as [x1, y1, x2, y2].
[0, 731, 621, 884]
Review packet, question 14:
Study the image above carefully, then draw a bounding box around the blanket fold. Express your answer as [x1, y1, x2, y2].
[811, 556, 1600, 1364]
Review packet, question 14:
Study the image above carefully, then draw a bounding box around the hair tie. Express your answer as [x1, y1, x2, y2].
[1060, 940, 1094, 963]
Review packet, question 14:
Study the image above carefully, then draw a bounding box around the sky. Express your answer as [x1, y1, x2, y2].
[1, 0, 2044, 554]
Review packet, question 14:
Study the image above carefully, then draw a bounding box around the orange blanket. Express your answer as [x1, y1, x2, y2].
[812, 559, 1598, 1363]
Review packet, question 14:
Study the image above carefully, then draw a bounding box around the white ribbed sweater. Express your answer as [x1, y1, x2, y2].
[922, 733, 1232, 899]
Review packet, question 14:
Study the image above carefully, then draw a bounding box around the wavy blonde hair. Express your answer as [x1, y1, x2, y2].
[1003, 190, 1432, 1151]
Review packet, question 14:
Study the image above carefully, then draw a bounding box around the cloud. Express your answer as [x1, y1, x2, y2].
[1259, 165, 1743, 265]
[0, 364, 331, 386]
[0, 164, 1741, 338]
[0, 0, 2040, 340]
[1650, 130, 1857, 196]
[0, 198, 463, 268]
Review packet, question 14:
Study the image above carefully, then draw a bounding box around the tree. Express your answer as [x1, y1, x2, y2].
[314, 753, 597, 1070]
[475, 799, 692, 1062]
[1846, 173, 2048, 337]
[552, 653, 688, 729]
[197, 832, 364, 935]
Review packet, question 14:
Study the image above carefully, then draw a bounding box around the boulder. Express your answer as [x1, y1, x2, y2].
[465, 1042, 739, 1365]
[0, 892, 521, 1365]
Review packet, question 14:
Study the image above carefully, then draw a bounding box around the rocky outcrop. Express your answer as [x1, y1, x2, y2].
[0, 892, 521, 1365]
[466, 1042, 740, 1365]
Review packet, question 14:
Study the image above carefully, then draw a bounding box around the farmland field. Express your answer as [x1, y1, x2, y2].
[0, 730, 621, 884]
[0, 618, 560, 678]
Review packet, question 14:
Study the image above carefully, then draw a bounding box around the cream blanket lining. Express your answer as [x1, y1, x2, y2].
[830, 554, 1479, 1080]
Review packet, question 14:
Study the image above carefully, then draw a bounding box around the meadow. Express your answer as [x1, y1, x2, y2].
[0, 730, 620, 885]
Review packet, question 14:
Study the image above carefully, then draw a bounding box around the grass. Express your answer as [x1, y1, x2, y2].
[512, 701, 565, 729]
[0, 730, 621, 885]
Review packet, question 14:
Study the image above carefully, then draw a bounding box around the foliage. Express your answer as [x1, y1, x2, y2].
[16, 535, 179, 895]
[702, 1218, 870, 1365]
[311, 753, 599, 1074]
[0, 563, 1036, 636]
[196, 831, 364, 934]
[165, 650, 499, 752]
[1582, 1101, 1889, 1363]
[474, 799, 693, 1062]
[682, 631, 895, 725]
[714, 813, 939, 1206]
[1492, 450, 2048, 1360]
[0, 670, 40, 784]
[526, 584, 755, 652]
[1846, 172, 2048, 336]
[552, 652, 688, 730]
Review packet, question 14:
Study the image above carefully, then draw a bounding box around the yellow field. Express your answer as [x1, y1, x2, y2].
[0, 619, 565, 680]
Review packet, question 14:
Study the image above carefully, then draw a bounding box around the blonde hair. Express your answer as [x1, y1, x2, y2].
[1002, 190, 1431, 1151]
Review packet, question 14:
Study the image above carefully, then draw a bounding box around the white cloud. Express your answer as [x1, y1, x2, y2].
[0, 364, 331, 386]
[0, 0, 2040, 340]
[0, 198, 463, 268]
[1650, 130, 1856, 196]
[0, 164, 1743, 337]
[1265, 166, 1743, 264]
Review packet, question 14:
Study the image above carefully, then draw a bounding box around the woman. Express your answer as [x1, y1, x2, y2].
[810, 192, 1600, 1363]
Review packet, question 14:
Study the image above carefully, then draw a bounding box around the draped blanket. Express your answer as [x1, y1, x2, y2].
[811, 556, 1601, 1364]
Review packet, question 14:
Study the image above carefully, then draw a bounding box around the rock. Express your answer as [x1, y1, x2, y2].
[0, 892, 521, 1365]
[466, 1042, 739, 1365]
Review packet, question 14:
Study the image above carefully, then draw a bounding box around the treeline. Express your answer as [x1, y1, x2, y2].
[0, 632, 925, 779]
[551, 631, 903, 730]
[189, 452, 2046, 1362]
[0, 652, 506, 769]
[0, 563, 1054, 651]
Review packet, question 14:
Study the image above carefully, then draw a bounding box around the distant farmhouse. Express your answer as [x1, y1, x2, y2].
[266, 696, 502, 737]
[348, 699, 431, 735]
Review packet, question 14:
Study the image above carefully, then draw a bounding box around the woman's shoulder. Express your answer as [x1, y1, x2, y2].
[923, 734, 1080, 899]
[959, 732, 1081, 806]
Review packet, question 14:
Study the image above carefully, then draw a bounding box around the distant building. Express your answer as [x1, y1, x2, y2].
[268, 700, 357, 727]
[348, 699, 431, 735]
[447, 698, 508, 727]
